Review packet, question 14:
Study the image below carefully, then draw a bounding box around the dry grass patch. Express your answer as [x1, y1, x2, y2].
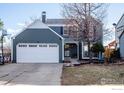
[61, 64, 124, 85]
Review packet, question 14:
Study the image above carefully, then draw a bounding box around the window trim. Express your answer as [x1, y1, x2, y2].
[18, 45, 27, 47]
[63, 26, 69, 36]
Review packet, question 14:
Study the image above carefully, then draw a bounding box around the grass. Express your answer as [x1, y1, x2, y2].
[61, 64, 124, 85]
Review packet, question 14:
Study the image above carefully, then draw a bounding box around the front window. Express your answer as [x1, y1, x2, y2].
[63, 26, 79, 40]
[83, 43, 89, 57]
[82, 42, 98, 58]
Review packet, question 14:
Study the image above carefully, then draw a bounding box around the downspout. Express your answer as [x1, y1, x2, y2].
[11, 37, 13, 62]
[62, 38, 64, 62]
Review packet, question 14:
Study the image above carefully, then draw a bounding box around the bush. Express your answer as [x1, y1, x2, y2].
[110, 48, 120, 59]
[91, 43, 105, 53]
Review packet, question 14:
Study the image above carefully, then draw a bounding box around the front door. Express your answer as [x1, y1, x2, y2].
[64, 43, 77, 58]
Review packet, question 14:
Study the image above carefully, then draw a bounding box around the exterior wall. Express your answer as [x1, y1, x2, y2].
[116, 14, 124, 29]
[12, 28, 63, 63]
[116, 14, 124, 49]
[95, 24, 103, 43]
[116, 26, 124, 49]
[120, 33, 124, 59]
[49, 26, 63, 36]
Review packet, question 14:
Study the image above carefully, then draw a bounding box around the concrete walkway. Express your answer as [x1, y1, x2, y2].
[70, 59, 80, 66]
[0, 63, 63, 86]
[64, 58, 80, 67]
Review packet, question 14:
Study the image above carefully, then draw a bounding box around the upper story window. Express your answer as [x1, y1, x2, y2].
[63, 26, 69, 36]
[63, 25, 79, 38]
[69, 26, 79, 38]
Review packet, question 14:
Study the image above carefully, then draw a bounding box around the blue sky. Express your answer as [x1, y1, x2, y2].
[106, 3, 124, 28]
[0, 3, 61, 34]
[0, 3, 124, 35]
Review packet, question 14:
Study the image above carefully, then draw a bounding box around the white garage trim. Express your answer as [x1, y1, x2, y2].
[16, 43, 59, 63]
[48, 26, 63, 40]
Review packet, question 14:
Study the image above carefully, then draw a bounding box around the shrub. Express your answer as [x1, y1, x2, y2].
[110, 48, 120, 59]
[91, 43, 105, 53]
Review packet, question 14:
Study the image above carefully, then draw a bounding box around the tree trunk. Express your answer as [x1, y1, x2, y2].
[1, 36, 4, 65]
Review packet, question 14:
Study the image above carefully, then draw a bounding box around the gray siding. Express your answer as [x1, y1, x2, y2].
[49, 26, 63, 35]
[120, 33, 124, 59]
[13, 29, 63, 63]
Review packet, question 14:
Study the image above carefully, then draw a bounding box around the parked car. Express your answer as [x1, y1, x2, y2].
[0, 55, 4, 64]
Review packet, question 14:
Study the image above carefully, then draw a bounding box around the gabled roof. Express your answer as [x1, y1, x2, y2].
[115, 13, 124, 39]
[46, 17, 102, 27]
[116, 13, 124, 29]
[28, 19, 49, 29]
[46, 19, 69, 24]
[12, 19, 64, 40]
[108, 40, 116, 46]
[119, 30, 124, 39]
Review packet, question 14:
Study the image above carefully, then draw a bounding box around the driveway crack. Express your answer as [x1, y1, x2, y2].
[0, 74, 9, 78]
[3, 71, 26, 85]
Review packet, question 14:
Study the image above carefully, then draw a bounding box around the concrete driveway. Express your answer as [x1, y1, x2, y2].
[0, 63, 63, 86]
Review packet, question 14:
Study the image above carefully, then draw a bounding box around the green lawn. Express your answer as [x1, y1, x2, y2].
[61, 64, 124, 85]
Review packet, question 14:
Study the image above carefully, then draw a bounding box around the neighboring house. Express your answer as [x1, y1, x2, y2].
[11, 11, 103, 63]
[0, 43, 11, 55]
[119, 31, 124, 59]
[115, 13, 124, 59]
[115, 13, 124, 49]
[0, 48, 11, 56]
[108, 40, 116, 49]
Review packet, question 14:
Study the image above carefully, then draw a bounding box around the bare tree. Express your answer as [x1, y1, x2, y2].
[103, 28, 115, 45]
[0, 19, 3, 29]
[0, 19, 4, 42]
[62, 3, 108, 62]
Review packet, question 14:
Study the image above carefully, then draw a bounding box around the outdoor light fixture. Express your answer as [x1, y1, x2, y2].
[112, 23, 116, 26]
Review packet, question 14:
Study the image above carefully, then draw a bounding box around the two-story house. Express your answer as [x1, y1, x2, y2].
[11, 11, 103, 63]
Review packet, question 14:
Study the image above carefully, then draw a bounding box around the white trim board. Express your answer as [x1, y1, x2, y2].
[11, 37, 13, 61]
[48, 26, 64, 40]
[62, 38, 64, 61]
[47, 24, 66, 27]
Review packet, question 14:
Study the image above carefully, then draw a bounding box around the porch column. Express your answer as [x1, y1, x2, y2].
[77, 43, 79, 60]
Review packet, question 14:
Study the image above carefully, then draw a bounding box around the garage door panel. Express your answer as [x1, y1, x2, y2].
[16, 43, 59, 63]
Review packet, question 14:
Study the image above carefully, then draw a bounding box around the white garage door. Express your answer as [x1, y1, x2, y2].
[16, 43, 59, 63]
